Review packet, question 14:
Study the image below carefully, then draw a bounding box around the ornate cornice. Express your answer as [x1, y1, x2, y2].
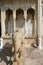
[0, 0, 36, 5]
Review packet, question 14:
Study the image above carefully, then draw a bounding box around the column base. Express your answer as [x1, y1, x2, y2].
[2, 34, 5, 37]
[38, 37, 42, 49]
[38, 45, 42, 49]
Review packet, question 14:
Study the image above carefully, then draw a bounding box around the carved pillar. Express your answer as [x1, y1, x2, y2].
[34, 19, 37, 36]
[32, 19, 34, 35]
[13, 10, 17, 61]
[24, 10, 27, 35]
[38, 0, 42, 49]
[13, 10, 16, 32]
[1, 10, 6, 37]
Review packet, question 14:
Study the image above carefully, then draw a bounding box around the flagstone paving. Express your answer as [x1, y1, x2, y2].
[22, 46, 43, 65]
[0, 45, 43, 65]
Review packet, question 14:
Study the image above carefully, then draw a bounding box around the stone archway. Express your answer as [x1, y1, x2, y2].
[26, 8, 35, 36]
[16, 8, 25, 33]
[27, 8, 35, 20]
[5, 9, 14, 35]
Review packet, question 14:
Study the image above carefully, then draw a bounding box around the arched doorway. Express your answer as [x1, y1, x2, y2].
[26, 8, 35, 36]
[5, 9, 14, 35]
[16, 8, 25, 33]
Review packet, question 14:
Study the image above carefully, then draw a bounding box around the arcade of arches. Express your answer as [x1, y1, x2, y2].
[0, 7, 41, 49]
[0, 0, 43, 55]
[0, 8, 35, 36]
[0, 0, 43, 64]
[4, 8, 36, 36]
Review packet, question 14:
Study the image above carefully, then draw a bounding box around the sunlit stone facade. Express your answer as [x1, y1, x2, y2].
[0, 0, 43, 57]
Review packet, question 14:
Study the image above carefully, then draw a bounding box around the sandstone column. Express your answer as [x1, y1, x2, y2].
[1, 10, 6, 37]
[34, 19, 37, 36]
[24, 10, 27, 35]
[13, 10, 17, 61]
[13, 10, 16, 32]
[38, 0, 42, 49]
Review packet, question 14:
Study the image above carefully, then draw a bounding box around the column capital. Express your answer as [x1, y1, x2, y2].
[24, 10, 27, 19]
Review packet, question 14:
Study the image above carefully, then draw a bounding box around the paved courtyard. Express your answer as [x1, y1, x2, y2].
[22, 45, 43, 65]
[0, 45, 43, 65]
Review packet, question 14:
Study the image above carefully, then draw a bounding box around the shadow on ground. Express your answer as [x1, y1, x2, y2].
[0, 44, 15, 65]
